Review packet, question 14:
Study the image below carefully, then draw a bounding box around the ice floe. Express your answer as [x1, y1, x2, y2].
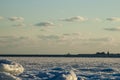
[0, 71, 21, 80]
[1, 57, 120, 80]
[0, 59, 24, 80]
[0, 59, 24, 75]
[55, 70, 77, 80]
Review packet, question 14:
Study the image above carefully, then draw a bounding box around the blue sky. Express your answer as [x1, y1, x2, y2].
[0, 0, 120, 54]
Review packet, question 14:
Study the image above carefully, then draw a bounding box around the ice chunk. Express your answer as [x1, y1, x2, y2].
[101, 68, 115, 72]
[55, 70, 77, 80]
[52, 67, 64, 71]
[0, 72, 21, 80]
[0, 59, 24, 75]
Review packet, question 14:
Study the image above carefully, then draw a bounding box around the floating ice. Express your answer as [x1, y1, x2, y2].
[52, 67, 64, 71]
[101, 68, 115, 72]
[0, 72, 21, 80]
[0, 59, 24, 75]
[55, 70, 77, 80]
[0, 57, 120, 80]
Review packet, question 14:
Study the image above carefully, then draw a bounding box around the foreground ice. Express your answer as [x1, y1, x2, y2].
[55, 70, 77, 80]
[0, 72, 21, 80]
[0, 57, 120, 80]
[0, 59, 24, 76]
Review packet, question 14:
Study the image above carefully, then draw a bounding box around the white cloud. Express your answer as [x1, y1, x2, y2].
[60, 16, 87, 22]
[8, 17, 24, 22]
[35, 22, 54, 27]
[106, 17, 120, 22]
[104, 27, 120, 31]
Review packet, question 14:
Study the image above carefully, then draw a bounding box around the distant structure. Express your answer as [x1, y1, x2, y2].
[66, 52, 71, 56]
[1, 51, 120, 57]
[96, 52, 106, 55]
[107, 51, 110, 55]
[96, 51, 110, 55]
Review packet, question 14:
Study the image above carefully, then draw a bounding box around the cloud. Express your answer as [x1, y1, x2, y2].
[37, 33, 83, 42]
[8, 17, 24, 22]
[38, 35, 60, 40]
[61, 34, 111, 42]
[60, 16, 87, 22]
[93, 18, 102, 22]
[63, 32, 81, 36]
[0, 36, 27, 43]
[0, 36, 28, 48]
[35, 22, 54, 27]
[13, 23, 26, 27]
[106, 17, 120, 22]
[104, 27, 120, 31]
[0, 16, 3, 20]
[37, 33, 113, 46]
[88, 37, 111, 42]
[38, 33, 81, 41]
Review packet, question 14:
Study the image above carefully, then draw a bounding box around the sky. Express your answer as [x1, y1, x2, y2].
[0, 0, 120, 54]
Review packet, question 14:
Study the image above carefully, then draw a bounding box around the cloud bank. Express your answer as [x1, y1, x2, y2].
[13, 23, 26, 27]
[0, 36, 27, 43]
[106, 17, 120, 22]
[37, 33, 112, 43]
[60, 16, 87, 22]
[38, 35, 60, 40]
[35, 22, 54, 27]
[8, 17, 24, 22]
[104, 27, 120, 31]
[88, 37, 112, 42]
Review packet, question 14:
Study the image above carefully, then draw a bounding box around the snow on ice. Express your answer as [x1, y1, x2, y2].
[0, 72, 21, 80]
[0, 59, 24, 75]
[0, 57, 120, 80]
[0, 59, 24, 80]
[55, 70, 77, 80]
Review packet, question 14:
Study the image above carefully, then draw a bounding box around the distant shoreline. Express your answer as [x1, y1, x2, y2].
[0, 54, 120, 58]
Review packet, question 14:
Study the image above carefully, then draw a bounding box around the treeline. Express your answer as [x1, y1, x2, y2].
[0, 53, 120, 58]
